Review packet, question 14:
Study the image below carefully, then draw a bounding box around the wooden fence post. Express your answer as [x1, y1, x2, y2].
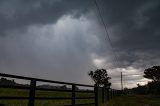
[110, 89, 112, 99]
[112, 90, 114, 98]
[72, 84, 76, 106]
[106, 88, 109, 101]
[94, 84, 98, 106]
[28, 79, 36, 106]
[102, 87, 105, 103]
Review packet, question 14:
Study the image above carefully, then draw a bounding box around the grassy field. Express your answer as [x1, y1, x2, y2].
[101, 95, 160, 106]
[0, 88, 97, 106]
[4, 88, 160, 106]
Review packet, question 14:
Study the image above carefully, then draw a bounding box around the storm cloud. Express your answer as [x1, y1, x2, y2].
[0, 0, 160, 89]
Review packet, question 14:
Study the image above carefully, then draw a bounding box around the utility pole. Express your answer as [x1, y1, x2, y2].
[121, 72, 123, 91]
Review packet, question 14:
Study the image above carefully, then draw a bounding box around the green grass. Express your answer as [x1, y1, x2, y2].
[4, 88, 160, 106]
[0, 88, 95, 106]
[101, 95, 160, 106]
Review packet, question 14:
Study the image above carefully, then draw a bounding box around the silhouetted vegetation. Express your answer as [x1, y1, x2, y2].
[127, 66, 160, 95]
[144, 66, 160, 82]
[88, 69, 111, 88]
[0, 78, 77, 90]
[131, 84, 148, 95]
[0, 77, 94, 106]
[0, 78, 16, 86]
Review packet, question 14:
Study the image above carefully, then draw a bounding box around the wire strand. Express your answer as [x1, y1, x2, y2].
[94, 0, 120, 69]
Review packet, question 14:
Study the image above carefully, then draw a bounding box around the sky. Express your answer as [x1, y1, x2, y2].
[0, 0, 160, 89]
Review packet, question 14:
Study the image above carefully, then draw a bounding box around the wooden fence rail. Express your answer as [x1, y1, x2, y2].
[0, 73, 121, 106]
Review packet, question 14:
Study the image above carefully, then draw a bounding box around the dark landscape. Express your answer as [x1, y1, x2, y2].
[0, 0, 160, 106]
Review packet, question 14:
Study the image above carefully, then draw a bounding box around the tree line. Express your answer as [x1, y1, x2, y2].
[1, 65, 159, 95]
[88, 66, 160, 95]
[125, 66, 160, 95]
[0, 78, 78, 90]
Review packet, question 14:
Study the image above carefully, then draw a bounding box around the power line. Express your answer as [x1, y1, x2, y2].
[93, 0, 124, 90]
[93, 0, 120, 68]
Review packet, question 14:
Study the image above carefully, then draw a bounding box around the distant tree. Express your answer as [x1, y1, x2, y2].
[123, 87, 131, 94]
[144, 66, 160, 82]
[0, 78, 16, 86]
[143, 66, 160, 94]
[60, 85, 67, 90]
[131, 83, 147, 95]
[75, 86, 79, 90]
[147, 81, 160, 94]
[88, 69, 111, 88]
[137, 83, 141, 87]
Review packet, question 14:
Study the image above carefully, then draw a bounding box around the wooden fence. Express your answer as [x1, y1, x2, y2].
[0, 73, 121, 106]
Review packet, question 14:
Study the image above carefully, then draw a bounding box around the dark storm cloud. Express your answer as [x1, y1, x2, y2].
[0, 0, 100, 84]
[0, 0, 92, 36]
[0, 0, 160, 89]
[96, 0, 160, 69]
[93, 0, 160, 88]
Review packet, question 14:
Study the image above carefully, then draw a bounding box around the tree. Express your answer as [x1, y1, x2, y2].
[0, 78, 16, 86]
[144, 66, 160, 82]
[88, 69, 111, 88]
